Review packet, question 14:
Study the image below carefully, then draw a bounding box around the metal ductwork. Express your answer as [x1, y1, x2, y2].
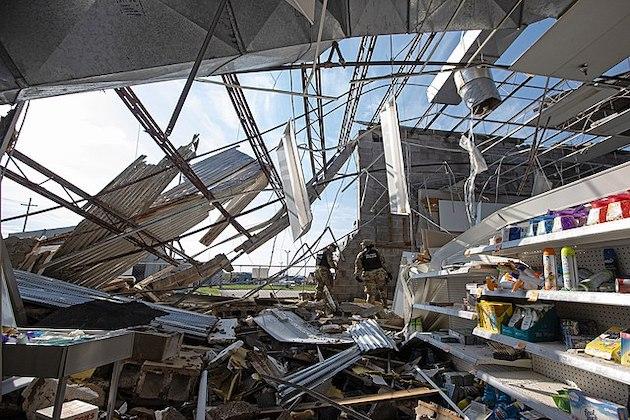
[454, 67, 501, 117]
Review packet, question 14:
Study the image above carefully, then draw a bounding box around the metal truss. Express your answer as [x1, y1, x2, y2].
[115, 86, 253, 239]
[221, 73, 284, 200]
[3, 161, 186, 267]
[7, 149, 201, 265]
[338, 36, 377, 146]
[300, 64, 327, 177]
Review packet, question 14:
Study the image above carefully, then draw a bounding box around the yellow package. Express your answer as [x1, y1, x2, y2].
[585, 326, 622, 362]
[477, 301, 513, 333]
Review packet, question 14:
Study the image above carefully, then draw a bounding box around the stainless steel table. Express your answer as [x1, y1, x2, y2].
[3, 329, 134, 420]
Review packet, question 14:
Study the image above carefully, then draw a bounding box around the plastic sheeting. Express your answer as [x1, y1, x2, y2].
[379, 97, 410, 215]
[277, 121, 313, 240]
[459, 130, 488, 226]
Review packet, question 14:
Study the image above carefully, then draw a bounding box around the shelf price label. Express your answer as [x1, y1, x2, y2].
[527, 290, 539, 302]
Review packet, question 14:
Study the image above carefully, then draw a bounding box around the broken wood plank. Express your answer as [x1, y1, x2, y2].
[259, 386, 439, 415]
[336, 387, 438, 406]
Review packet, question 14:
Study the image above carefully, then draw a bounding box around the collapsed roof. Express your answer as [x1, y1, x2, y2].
[0, 0, 575, 104]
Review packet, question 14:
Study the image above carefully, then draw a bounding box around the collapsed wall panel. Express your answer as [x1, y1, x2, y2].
[42, 148, 265, 289]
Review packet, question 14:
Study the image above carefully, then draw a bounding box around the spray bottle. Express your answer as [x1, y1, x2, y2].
[561, 246, 579, 290]
[543, 248, 557, 290]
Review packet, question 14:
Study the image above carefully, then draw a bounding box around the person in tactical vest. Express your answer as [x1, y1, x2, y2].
[354, 239, 391, 308]
[314, 243, 337, 300]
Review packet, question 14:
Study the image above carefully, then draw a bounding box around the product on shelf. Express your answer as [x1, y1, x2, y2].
[584, 326, 622, 362]
[542, 248, 557, 290]
[502, 225, 522, 242]
[587, 197, 614, 225]
[560, 319, 598, 350]
[536, 214, 555, 235]
[567, 389, 629, 420]
[527, 216, 546, 237]
[605, 192, 630, 222]
[561, 246, 579, 290]
[496, 261, 542, 291]
[550, 206, 588, 232]
[502, 304, 559, 342]
[617, 278, 630, 293]
[580, 270, 614, 291]
[552, 389, 571, 413]
[477, 301, 513, 333]
[622, 330, 630, 366]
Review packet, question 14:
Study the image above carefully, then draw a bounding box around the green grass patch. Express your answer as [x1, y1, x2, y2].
[197, 283, 316, 296]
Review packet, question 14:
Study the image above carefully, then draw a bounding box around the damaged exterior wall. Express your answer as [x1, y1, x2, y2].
[333, 126, 630, 301]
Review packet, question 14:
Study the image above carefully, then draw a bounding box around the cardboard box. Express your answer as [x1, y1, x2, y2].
[36, 400, 98, 420]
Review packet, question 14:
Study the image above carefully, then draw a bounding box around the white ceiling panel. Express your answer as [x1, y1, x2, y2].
[511, 0, 630, 81]
[576, 135, 630, 162]
[536, 84, 618, 127]
[589, 108, 630, 136]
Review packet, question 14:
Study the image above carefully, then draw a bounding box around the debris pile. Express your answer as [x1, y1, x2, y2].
[3, 273, 481, 420]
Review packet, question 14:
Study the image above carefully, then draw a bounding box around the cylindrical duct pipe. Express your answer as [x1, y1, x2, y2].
[454, 67, 501, 117]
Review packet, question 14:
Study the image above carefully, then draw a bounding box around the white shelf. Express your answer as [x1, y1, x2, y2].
[408, 332, 531, 368]
[412, 303, 478, 320]
[471, 287, 630, 307]
[473, 327, 630, 385]
[466, 217, 630, 256]
[409, 265, 497, 279]
[473, 366, 571, 420]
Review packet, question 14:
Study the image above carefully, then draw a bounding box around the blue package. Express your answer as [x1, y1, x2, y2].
[568, 389, 628, 420]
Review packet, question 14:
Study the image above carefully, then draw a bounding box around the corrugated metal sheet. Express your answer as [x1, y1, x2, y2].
[277, 345, 362, 403]
[15, 270, 218, 338]
[41, 147, 266, 289]
[154, 147, 261, 205]
[348, 319, 398, 352]
[253, 309, 353, 345]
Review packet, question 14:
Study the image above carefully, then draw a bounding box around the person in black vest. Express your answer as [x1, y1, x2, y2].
[314, 244, 337, 300]
[354, 239, 391, 308]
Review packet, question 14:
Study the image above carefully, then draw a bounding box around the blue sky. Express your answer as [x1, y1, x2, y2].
[2, 22, 628, 275]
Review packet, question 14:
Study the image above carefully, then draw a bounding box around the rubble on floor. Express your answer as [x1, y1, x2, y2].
[3, 271, 489, 420]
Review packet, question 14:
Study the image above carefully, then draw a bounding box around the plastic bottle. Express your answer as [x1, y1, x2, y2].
[561, 246, 579, 290]
[543, 248, 557, 290]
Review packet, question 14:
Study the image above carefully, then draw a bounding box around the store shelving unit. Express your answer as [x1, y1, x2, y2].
[466, 217, 630, 256]
[471, 288, 630, 307]
[410, 214, 630, 412]
[412, 303, 478, 320]
[473, 366, 572, 420]
[472, 327, 630, 385]
[408, 331, 531, 368]
[408, 265, 497, 279]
